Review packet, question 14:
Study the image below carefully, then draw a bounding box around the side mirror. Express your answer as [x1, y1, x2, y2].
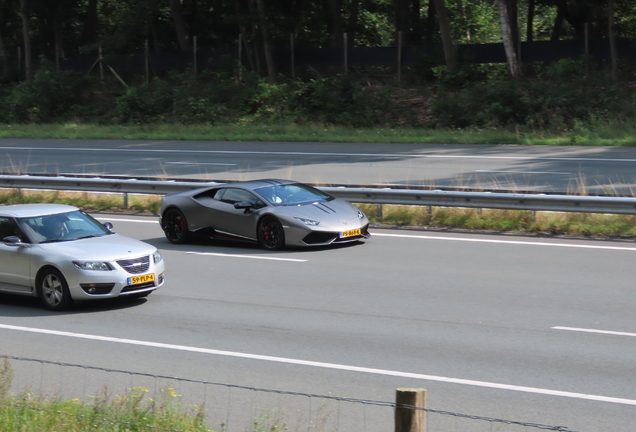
[3, 236, 25, 246]
[103, 222, 114, 231]
[234, 202, 252, 213]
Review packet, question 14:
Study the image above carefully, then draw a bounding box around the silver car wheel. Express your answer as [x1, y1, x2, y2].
[38, 269, 74, 311]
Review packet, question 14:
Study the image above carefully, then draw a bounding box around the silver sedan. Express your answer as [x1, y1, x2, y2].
[0, 203, 165, 311]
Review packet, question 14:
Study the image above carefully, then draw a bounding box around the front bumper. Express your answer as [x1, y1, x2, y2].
[66, 256, 166, 301]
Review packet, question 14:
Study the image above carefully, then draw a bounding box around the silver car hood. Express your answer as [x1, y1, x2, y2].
[38, 234, 155, 261]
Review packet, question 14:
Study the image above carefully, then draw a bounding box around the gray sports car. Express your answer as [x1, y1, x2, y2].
[159, 179, 370, 250]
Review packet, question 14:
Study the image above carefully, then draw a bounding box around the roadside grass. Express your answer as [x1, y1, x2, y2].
[3, 189, 636, 239]
[1, 122, 636, 146]
[0, 358, 209, 432]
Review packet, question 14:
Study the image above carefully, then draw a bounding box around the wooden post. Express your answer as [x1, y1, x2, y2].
[98, 46, 104, 81]
[344, 32, 348, 73]
[238, 33, 242, 82]
[55, 41, 60, 69]
[290, 33, 295, 80]
[584, 23, 589, 77]
[193, 35, 198, 78]
[145, 40, 149, 84]
[395, 388, 426, 432]
[608, 0, 618, 81]
[397, 31, 402, 85]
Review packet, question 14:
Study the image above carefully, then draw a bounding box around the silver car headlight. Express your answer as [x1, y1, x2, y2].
[153, 250, 163, 264]
[294, 217, 320, 226]
[73, 261, 113, 271]
[358, 210, 366, 219]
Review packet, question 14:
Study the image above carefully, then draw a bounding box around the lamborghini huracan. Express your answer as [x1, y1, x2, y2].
[159, 179, 370, 250]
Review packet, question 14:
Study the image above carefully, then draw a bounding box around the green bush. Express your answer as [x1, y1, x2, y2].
[1, 61, 89, 123]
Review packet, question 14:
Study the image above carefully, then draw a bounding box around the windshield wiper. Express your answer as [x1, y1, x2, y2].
[76, 234, 104, 240]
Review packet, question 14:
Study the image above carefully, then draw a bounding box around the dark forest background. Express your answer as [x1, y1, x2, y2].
[0, 0, 635, 131]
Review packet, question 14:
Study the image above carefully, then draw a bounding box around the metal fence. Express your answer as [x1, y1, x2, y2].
[2, 174, 636, 216]
[1, 355, 576, 432]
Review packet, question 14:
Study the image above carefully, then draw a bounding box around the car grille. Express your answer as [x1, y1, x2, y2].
[116, 256, 150, 274]
[302, 231, 338, 245]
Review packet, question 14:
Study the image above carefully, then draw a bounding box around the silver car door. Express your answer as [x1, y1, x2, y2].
[0, 217, 33, 292]
[211, 188, 264, 240]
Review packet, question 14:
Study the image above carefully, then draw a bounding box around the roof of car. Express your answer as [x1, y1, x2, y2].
[229, 179, 295, 190]
[0, 203, 78, 218]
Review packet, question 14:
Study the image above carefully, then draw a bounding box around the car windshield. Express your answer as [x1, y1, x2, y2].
[256, 183, 335, 206]
[17, 210, 112, 244]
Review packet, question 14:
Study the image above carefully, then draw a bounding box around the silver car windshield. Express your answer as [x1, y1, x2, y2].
[17, 210, 112, 244]
[256, 183, 335, 206]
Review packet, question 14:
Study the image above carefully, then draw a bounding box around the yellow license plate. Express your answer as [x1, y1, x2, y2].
[127, 274, 155, 285]
[340, 228, 361, 238]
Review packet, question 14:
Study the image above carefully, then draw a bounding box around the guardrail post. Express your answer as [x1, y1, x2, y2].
[123, 193, 128, 209]
[395, 388, 427, 432]
[16, 188, 21, 199]
[377, 204, 383, 221]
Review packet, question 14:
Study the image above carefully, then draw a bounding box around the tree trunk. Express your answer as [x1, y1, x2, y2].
[82, 0, 98, 47]
[411, 0, 422, 43]
[526, 0, 535, 42]
[347, 0, 360, 47]
[20, 0, 32, 80]
[233, 0, 257, 72]
[497, 0, 521, 79]
[434, 0, 456, 73]
[255, 0, 277, 82]
[425, 0, 436, 43]
[608, 0, 617, 81]
[168, 0, 190, 51]
[0, 30, 7, 75]
[551, 0, 566, 41]
[394, 0, 409, 45]
[325, 0, 344, 48]
[54, 1, 65, 61]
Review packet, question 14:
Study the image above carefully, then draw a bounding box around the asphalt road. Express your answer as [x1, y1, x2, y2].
[1, 216, 635, 432]
[3, 138, 636, 194]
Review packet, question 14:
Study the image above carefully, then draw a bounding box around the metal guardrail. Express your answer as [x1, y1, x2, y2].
[2, 174, 636, 215]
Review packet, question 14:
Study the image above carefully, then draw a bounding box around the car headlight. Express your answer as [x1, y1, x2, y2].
[73, 261, 113, 271]
[294, 217, 320, 226]
[153, 250, 163, 264]
[358, 210, 366, 219]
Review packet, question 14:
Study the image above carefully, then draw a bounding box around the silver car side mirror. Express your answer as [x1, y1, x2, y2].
[3, 236, 26, 246]
[103, 222, 114, 231]
[234, 202, 252, 214]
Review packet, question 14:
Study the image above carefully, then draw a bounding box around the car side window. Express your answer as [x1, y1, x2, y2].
[218, 188, 266, 208]
[0, 217, 27, 242]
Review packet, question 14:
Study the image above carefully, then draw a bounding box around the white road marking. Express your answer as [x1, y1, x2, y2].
[1, 323, 634, 406]
[372, 233, 636, 251]
[474, 170, 570, 175]
[3, 146, 636, 163]
[553, 326, 636, 338]
[97, 218, 158, 224]
[186, 251, 306, 262]
[166, 162, 237, 166]
[96, 218, 636, 251]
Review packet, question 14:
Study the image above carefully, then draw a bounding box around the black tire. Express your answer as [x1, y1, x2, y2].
[162, 208, 190, 244]
[37, 268, 74, 311]
[257, 216, 285, 251]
